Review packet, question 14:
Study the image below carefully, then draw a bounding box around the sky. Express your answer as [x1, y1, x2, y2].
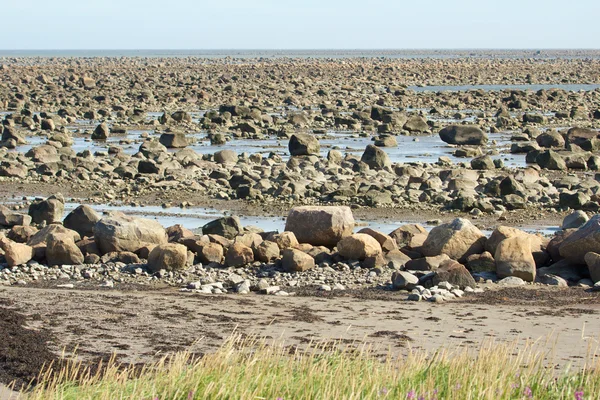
[2, 0, 599, 49]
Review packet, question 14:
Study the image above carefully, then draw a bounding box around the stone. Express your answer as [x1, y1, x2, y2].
[405, 254, 451, 271]
[391, 271, 419, 290]
[360, 144, 391, 170]
[337, 233, 383, 261]
[559, 215, 600, 264]
[0, 205, 32, 227]
[562, 211, 589, 230]
[92, 123, 109, 139]
[357, 228, 397, 252]
[439, 125, 487, 145]
[0, 236, 34, 267]
[265, 232, 299, 249]
[225, 243, 254, 267]
[285, 206, 355, 247]
[94, 212, 168, 255]
[214, 150, 238, 164]
[159, 132, 188, 148]
[584, 252, 600, 283]
[495, 236, 536, 282]
[288, 134, 320, 156]
[28, 195, 65, 224]
[63, 205, 101, 238]
[485, 226, 548, 268]
[148, 243, 188, 272]
[46, 233, 85, 266]
[202, 216, 243, 240]
[536, 150, 567, 170]
[421, 218, 486, 262]
[254, 240, 280, 262]
[197, 242, 224, 264]
[166, 225, 195, 242]
[471, 155, 495, 170]
[432, 260, 476, 289]
[282, 248, 315, 272]
[389, 224, 428, 248]
[466, 251, 496, 272]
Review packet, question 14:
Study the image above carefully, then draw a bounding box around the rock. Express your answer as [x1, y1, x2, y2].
[566, 127, 599, 149]
[405, 254, 451, 271]
[471, 155, 495, 170]
[389, 224, 428, 248]
[403, 115, 429, 133]
[7, 225, 38, 243]
[439, 125, 487, 145]
[46, 233, 85, 266]
[559, 215, 600, 264]
[536, 130, 565, 148]
[285, 206, 355, 247]
[63, 205, 101, 238]
[360, 144, 391, 170]
[225, 243, 254, 267]
[466, 251, 496, 272]
[159, 132, 188, 148]
[166, 225, 194, 242]
[288, 134, 320, 156]
[562, 211, 589, 230]
[254, 240, 280, 262]
[356, 228, 397, 252]
[139, 140, 167, 157]
[282, 248, 315, 272]
[94, 212, 168, 255]
[202, 216, 243, 240]
[421, 218, 486, 262]
[337, 233, 383, 261]
[485, 226, 548, 268]
[0, 236, 34, 267]
[495, 236, 536, 282]
[374, 135, 397, 147]
[432, 260, 476, 289]
[391, 271, 419, 290]
[584, 252, 600, 283]
[91, 123, 109, 139]
[498, 276, 526, 286]
[28, 195, 65, 224]
[195, 242, 223, 264]
[265, 232, 299, 249]
[148, 243, 188, 272]
[559, 192, 590, 210]
[214, 150, 238, 164]
[0, 205, 32, 227]
[536, 150, 567, 170]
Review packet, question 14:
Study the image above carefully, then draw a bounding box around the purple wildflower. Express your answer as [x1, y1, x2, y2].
[407, 390, 416, 399]
[379, 387, 389, 396]
[524, 386, 533, 398]
[575, 390, 584, 400]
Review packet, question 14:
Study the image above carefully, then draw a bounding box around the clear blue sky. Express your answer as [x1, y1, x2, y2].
[3, 0, 599, 49]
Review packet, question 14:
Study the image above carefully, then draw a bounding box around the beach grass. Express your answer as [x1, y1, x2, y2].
[23, 335, 599, 400]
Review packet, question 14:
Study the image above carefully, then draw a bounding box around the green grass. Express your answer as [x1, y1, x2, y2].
[23, 335, 600, 399]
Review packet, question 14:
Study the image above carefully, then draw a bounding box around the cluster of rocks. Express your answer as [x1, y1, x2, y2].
[1, 200, 599, 298]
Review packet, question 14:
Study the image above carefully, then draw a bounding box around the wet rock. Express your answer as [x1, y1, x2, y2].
[337, 233, 383, 261]
[439, 125, 487, 145]
[28, 195, 65, 224]
[63, 205, 101, 238]
[202, 216, 243, 240]
[285, 206, 355, 247]
[282, 248, 315, 272]
[148, 243, 188, 272]
[94, 212, 168, 254]
[288, 134, 320, 156]
[91, 123, 109, 140]
[159, 132, 188, 148]
[360, 144, 391, 170]
[421, 218, 486, 262]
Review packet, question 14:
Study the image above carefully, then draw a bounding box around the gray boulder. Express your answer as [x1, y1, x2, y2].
[63, 205, 101, 238]
[285, 206, 354, 247]
[289, 134, 320, 156]
[94, 212, 168, 254]
[439, 125, 488, 145]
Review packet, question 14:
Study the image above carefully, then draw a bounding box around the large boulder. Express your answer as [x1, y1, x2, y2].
[202, 216, 243, 240]
[495, 236, 536, 282]
[28, 195, 65, 224]
[214, 150, 238, 164]
[0, 236, 34, 267]
[485, 226, 548, 268]
[421, 218, 486, 262]
[225, 243, 254, 267]
[360, 144, 391, 170]
[357, 228, 397, 252]
[536, 150, 567, 170]
[147, 243, 188, 272]
[559, 215, 600, 264]
[432, 260, 477, 289]
[63, 205, 101, 238]
[391, 271, 419, 290]
[565, 127, 599, 149]
[337, 233, 382, 261]
[91, 123, 109, 140]
[289, 134, 320, 156]
[439, 125, 488, 145]
[282, 249, 315, 272]
[94, 212, 168, 255]
[159, 132, 188, 148]
[255, 240, 280, 262]
[0, 205, 32, 227]
[584, 252, 600, 283]
[285, 206, 355, 247]
[46, 233, 85, 266]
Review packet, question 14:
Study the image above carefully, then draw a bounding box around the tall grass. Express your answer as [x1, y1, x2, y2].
[24, 335, 600, 400]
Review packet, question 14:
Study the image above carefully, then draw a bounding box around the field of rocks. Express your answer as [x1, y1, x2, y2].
[1, 53, 600, 395]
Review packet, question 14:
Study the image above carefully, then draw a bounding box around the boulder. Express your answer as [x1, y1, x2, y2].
[214, 150, 238, 164]
[0, 236, 34, 267]
[148, 243, 188, 272]
[495, 236, 536, 282]
[439, 125, 487, 145]
[357, 228, 397, 252]
[536, 150, 567, 170]
[202, 216, 243, 240]
[63, 205, 101, 238]
[265, 232, 299, 249]
[282, 248, 315, 272]
[197, 242, 224, 264]
[159, 132, 188, 148]
[94, 212, 168, 255]
[0, 205, 32, 227]
[225, 243, 254, 267]
[559, 215, 600, 264]
[28, 195, 65, 224]
[285, 206, 355, 247]
[391, 271, 419, 290]
[432, 260, 477, 289]
[288, 134, 320, 156]
[337, 233, 383, 261]
[562, 211, 589, 230]
[91, 123, 109, 140]
[46, 233, 85, 266]
[421, 218, 486, 262]
[584, 252, 600, 283]
[405, 254, 451, 271]
[360, 144, 391, 170]
[254, 240, 280, 262]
